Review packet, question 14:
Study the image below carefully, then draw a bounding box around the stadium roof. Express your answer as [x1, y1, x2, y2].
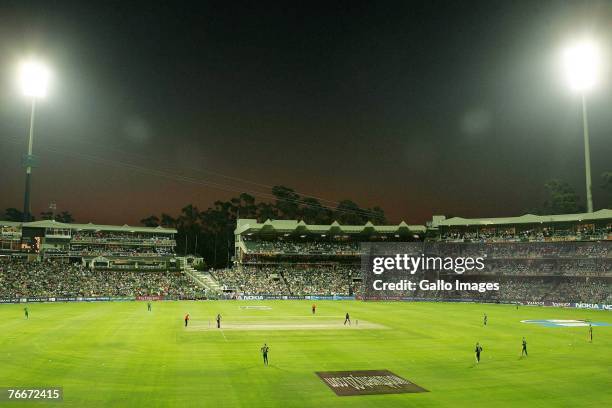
[235, 219, 426, 235]
[432, 209, 612, 228]
[0, 220, 22, 227]
[0, 219, 177, 234]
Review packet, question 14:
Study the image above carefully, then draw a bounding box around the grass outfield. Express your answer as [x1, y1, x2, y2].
[0, 301, 610, 407]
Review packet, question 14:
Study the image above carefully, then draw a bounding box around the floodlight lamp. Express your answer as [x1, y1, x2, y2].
[562, 40, 601, 92]
[19, 59, 51, 98]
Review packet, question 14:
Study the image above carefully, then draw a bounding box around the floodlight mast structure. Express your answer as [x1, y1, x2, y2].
[581, 94, 593, 213]
[562, 40, 600, 213]
[19, 60, 50, 222]
[23, 98, 36, 222]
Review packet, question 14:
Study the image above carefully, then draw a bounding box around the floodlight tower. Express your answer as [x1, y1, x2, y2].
[18, 59, 50, 222]
[561, 39, 601, 213]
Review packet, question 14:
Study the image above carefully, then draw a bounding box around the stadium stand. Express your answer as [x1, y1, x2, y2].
[0, 220, 208, 300]
[220, 214, 612, 304]
[0, 211, 610, 303]
[0, 219, 177, 269]
[0, 258, 202, 299]
[429, 209, 612, 242]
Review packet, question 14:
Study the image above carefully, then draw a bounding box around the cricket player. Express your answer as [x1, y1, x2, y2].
[216, 313, 222, 329]
[521, 337, 528, 357]
[475, 342, 483, 363]
[483, 313, 487, 327]
[589, 324, 593, 342]
[312, 304, 316, 315]
[344, 312, 351, 326]
[24, 306, 29, 320]
[184, 313, 190, 327]
[261, 343, 270, 366]
[147, 302, 152, 312]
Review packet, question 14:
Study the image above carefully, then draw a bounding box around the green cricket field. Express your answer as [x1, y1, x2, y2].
[0, 301, 610, 407]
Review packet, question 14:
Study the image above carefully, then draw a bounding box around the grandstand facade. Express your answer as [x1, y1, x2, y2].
[234, 218, 426, 262]
[220, 212, 612, 303]
[428, 209, 612, 242]
[0, 219, 177, 269]
[216, 219, 425, 297]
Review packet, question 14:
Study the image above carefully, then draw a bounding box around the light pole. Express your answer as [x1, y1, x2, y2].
[18, 59, 50, 222]
[561, 39, 601, 213]
[580, 94, 592, 213]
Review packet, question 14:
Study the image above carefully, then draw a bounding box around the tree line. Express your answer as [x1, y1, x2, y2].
[535, 172, 612, 215]
[139, 185, 387, 268]
[2, 208, 74, 223]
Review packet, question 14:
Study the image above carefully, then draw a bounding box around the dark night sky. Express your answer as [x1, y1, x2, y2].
[1, 0, 611, 225]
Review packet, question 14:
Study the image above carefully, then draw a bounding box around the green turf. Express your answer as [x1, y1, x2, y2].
[0, 301, 610, 407]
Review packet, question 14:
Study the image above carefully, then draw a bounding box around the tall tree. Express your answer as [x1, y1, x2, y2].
[369, 206, 387, 224]
[336, 200, 368, 224]
[538, 180, 584, 215]
[39, 210, 73, 223]
[178, 205, 201, 255]
[179, 205, 200, 229]
[141, 215, 160, 227]
[55, 212, 74, 223]
[272, 186, 301, 219]
[40, 211, 54, 220]
[228, 193, 257, 219]
[4, 208, 24, 222]
[300, 197, 332, 224]
[256, 202, 277, 221]
[160, 213, 177, 228]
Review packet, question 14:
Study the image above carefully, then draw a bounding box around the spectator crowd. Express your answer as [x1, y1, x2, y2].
[213, 264, 358, 296]
[220, 239, 611, 303]
[243, 239, 359, 255]
[0, 258, 202, 299]
[68, 244, 173, 257]
[1, 238, 610, 304]
[439, 224, 611, 243]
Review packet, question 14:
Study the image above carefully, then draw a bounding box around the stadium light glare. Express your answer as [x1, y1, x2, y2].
[19, 59, 51, 98]
[562, 40, 601, 92]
